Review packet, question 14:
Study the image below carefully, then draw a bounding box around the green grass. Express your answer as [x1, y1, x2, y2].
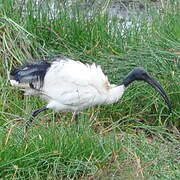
[0, 0, 180, 179]
[0, 120, 179, 179]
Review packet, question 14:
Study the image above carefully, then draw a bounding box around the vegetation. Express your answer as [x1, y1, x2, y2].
[0, 0, 179, 179]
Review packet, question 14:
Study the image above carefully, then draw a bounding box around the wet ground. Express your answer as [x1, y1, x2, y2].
[17, 0, 166, 35]
[19, 0, 164, 20]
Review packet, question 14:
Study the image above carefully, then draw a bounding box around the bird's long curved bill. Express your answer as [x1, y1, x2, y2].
[144, 75, 171, 112]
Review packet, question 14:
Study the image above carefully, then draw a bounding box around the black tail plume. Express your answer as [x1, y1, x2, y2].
[10, 60, 51, 89]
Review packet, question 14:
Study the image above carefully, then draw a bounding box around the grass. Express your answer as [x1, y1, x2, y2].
[0, 0, 180, 179]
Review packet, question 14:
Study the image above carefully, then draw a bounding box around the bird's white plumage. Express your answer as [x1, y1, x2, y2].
[10, 58, 125, 112]
[42, 59, 125, 111]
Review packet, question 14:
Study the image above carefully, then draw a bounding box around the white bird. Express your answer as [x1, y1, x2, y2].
[10, 57, 171, 129]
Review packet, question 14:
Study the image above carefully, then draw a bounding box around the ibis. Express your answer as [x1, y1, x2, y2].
[10, 57, 171, 130]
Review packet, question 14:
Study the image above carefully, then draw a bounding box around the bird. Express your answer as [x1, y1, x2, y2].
[10, 57, 171, 130]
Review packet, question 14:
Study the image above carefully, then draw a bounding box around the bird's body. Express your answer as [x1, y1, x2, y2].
[42, 58, 125, 111]
[10, 57, 171, 129]
[11, 58, 124, 112]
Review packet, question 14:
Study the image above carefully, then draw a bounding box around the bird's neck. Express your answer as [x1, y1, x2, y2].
[106, 85, 125, 104]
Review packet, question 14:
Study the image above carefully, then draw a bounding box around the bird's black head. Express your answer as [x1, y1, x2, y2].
[122, 67, 149, 85]
[121, 67, 172, 112]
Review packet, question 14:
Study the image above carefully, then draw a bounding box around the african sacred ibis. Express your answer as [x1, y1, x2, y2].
[10, 57, 171, 130]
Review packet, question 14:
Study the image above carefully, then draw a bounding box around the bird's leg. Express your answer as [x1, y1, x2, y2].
[25, 106, 48, 133]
